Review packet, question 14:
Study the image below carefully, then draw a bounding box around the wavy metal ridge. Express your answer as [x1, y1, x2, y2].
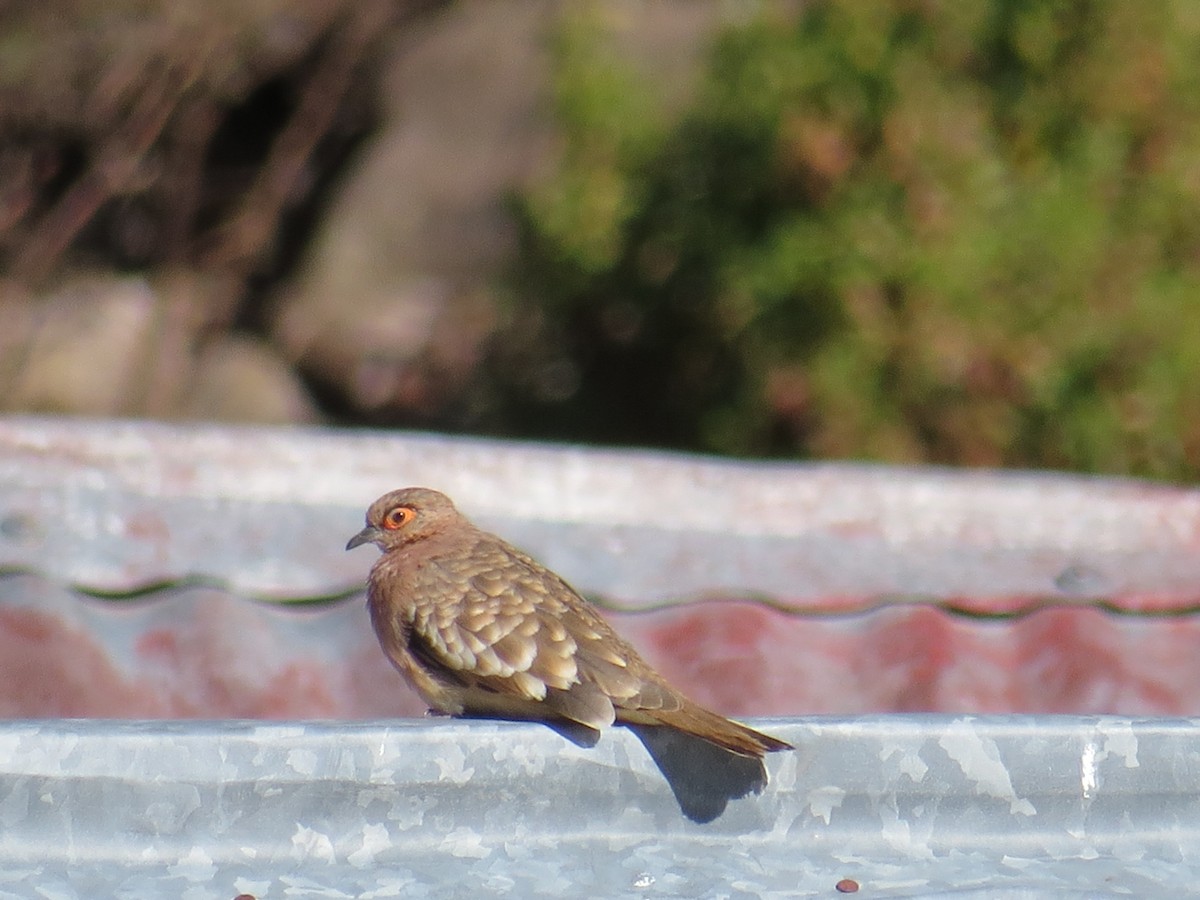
[3, 416, 1199, 606]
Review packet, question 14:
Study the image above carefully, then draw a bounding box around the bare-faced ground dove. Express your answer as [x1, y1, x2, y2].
[347, 487, 791, 818]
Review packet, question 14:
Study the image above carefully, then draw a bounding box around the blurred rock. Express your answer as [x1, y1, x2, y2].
[272, 0, 554, 421]
[184, 334, 319, 424]
[3, 276, 161, 416]
[273, 0, 734, 423]
[0, 272, 319, 423]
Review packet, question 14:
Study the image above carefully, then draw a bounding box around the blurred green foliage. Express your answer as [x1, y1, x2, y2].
[503, 0, 1200, 478]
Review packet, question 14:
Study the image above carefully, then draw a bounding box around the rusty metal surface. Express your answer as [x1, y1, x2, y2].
[7, 574, 1200, 719]
[2, 415, 1199, 609]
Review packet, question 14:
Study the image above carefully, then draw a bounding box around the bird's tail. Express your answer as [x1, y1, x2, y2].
[627, 700, 792, 758]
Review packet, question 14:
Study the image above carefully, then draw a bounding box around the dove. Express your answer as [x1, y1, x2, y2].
[347, 487, 792, 764]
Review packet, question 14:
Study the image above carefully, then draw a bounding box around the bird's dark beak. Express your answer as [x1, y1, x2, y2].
[346, 526, 381, 551]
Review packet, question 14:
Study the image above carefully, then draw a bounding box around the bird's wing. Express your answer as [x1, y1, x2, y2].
[407, 537, 680, 730]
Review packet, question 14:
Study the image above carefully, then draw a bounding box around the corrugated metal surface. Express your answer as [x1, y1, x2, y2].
[3, 415, 1199, 607]
[2, 416, 1200, 894]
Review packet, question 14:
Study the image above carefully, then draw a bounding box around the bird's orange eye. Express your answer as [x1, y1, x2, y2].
[382, 506, 414, 530]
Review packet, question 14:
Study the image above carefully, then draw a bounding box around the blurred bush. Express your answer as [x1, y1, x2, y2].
[502, 1, 1200, 478]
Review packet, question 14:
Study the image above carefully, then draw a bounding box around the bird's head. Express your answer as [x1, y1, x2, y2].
[345, 487, 464, 553]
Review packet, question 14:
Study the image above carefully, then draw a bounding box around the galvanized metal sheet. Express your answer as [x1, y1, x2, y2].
[2, 416, 1199, 607]
[0, 717, 1195, 897]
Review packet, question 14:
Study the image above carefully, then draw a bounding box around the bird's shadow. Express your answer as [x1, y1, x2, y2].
[453, 712, 769, 824]
[624, 724, 768, 823]
[544, 718, 769, 823]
